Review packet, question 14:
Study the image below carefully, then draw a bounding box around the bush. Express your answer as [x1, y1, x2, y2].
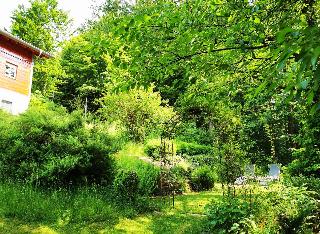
[190, 166, 216, 191]
[267, 184, 319, 233]
[170, 166, 190, 193]
[154, 166, 190, 195]
[138, 163, 161, 196]
[116, 154, 160, 196]
[176, 141, 213, 156]
[205, 184, 319, 233]
[287, 153, 320, 178]
[99, 88, 176, 142]
[184, 154, 217, 167]
[176, 122, 213, 145]
[0, 99, 117, 187]
[206, 196, 253, 232]
[113, 170, 139, 203]
[144, 143, 161, 160]
[217, 143, 244, 185]
[284, 175, 320, 198]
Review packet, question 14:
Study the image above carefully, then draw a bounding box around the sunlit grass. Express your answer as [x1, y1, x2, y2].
[113, 216, 153, 234]
[115, 142, 146, 159]
[108, 190, 221, 234]
[0, 182, 223, 233]
[0, 183, 123, 233]
[0, 142, 226, 233]
[172, 190, 221, 215]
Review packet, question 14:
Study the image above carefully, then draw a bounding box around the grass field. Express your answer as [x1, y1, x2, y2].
[112, 190, 222, 234]
[0, 144, 221, 234]
[0, 183, 220, 234]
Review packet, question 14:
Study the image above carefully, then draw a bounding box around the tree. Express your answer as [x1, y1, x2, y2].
[32, 56, 66, 98]
[99, 87, 176, 142]
[11, 0, 70, 52]
[10, 0, 70, 97]
[53, 0, 319, 176]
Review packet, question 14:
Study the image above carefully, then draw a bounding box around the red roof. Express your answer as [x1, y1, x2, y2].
[0, 29, 52, 58]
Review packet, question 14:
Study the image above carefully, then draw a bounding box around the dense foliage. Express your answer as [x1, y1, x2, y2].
[29, 0, 318, 178]
[0, 99, 117, 187]
[116, 151, 161, 196]
[206, 184, 319, 233]
[99, 88, 175, 141]
[113, 170, 140, 203]
[10, 0, 70, 97]
[2, 0, 320, 232]
[190, 166, 216, 192]
[11, 0, 70, 52]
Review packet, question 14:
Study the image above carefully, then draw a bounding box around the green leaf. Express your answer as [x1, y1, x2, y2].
[276, 27, 293, 44]
[254, 81, 267, 97]
[254, 17, 261, 24]
[277, 49, 295, 71]
[310, 103, 320, 115]
[311, 46, 320, 70]
[306, 91, 314, 105]
[277, 59, 286, 70]
[143, 15, 152, 22]
[300, 80, 308, 90]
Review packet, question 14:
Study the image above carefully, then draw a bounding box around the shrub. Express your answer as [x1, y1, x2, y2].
[116, 154, 160, 196]
[138, 163, 161, 196]
[217, 143, 244, 185]
[184, 154, 217, 167]
[284, 175, 320, 198]
[176, 142, 213, 157]
[144, 143, 161, 160]
[170, 165, 190, 193]
[190, 166, 216, 191]
[176, 122, 213, 145]
[206, 196, 253, 232]
[0, 100, 117, 187]
[99, 87, 176, 142]
[154, 166, 190, 195]
[205, 184, 319, 233]
[267, 184, 319, 233]
[113, 170, 139, 203]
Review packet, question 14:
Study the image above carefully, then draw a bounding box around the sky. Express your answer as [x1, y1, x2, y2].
[0, 0, 104, 30]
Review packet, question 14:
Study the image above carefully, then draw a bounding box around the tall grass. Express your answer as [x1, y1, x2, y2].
[115, 143, 161, 196]
[0, 183, 128, 226]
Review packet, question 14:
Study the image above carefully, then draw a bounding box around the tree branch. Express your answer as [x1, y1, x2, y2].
[172, 44, 271, 63]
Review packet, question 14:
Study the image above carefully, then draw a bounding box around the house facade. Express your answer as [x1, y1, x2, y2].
[0, 29, 51, 114]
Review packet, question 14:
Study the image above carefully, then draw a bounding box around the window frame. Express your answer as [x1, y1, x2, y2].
[0, 100, 13, 113]
[5, 61, 18, 80]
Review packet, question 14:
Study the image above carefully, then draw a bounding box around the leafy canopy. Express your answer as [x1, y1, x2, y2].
[11, 0, 70, 52]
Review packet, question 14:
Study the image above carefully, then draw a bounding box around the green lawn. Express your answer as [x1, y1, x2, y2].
[0, 190, 220, 234]
[110, 190, 221, 234]
[0, 143, 222, 234]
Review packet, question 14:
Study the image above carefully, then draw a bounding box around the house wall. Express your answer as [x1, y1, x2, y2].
[0, 35, 34, 114]
[0, 87, 30, 115]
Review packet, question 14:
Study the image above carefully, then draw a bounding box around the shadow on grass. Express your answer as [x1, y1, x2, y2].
[110, 213, 206, 234]
[173, 192, 221, 215]
[0, 184, 221, 233]
[0, 218, 118, 234]
[111, 191, 221, 234]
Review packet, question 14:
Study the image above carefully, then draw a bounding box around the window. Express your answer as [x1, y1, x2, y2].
[0, 100, 13, 113]
[5, 62, 17, 79]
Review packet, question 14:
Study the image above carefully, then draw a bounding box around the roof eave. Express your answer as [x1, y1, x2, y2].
[0, 29, 53, 58]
